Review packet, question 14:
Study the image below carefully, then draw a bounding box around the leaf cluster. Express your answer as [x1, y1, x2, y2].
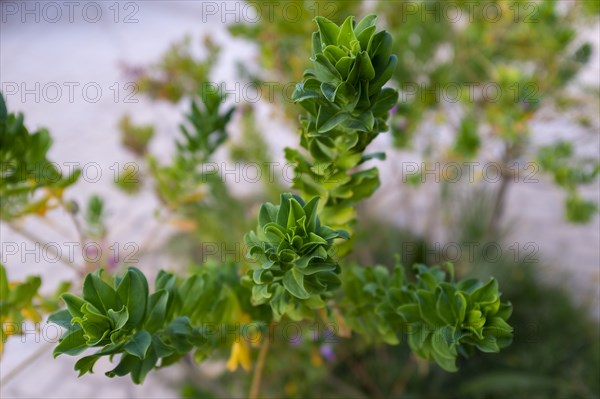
[286, 15, 398, 231]
[1, 264, 69, 355]
[0, 94, 80, 219]
[50, 267, 243, 384]
[341, 263, 513, 372]
[538, 141, 599, 222]
[244, 193, 348, 320]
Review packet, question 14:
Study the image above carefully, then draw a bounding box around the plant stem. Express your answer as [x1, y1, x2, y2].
[1, 341, 53, 385]
[8, 223, 83, 275]
[249, 327, 272, 399]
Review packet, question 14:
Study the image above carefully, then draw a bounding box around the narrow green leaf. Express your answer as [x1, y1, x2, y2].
[53, 328, 87, 357]
[74, 355, 100, 376]
[48, 309, 72, 329]
[354, 14, 377, 37]
[82, 271, 119, 313]
[145, 290, 168, 333]
[107, 306, 129, 330]
[116, 267, 148, 328]
[337, 16, 356, 48]
[315, 16, 340, 47]
[124, 330, 152, 359]
[283, 268, 311, 299]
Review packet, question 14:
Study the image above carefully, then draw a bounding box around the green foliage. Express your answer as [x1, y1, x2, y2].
[0, 93, 80, 220]
[287, 15, 398, 233]
[34, 12, 515, 390]
[1, 263, 42, 355]
[244, 193, 348, 320]
[131, 36, 220, 103]
[84, 195, 107, 239]
[119, 115, 154, 157]
[229, 1, 362, 118]
[50, 266, 247, 384]
[1, 263, 70, 356]
[178, 89, 234, 163]
[148, 89, 234, 210]
[538, 141, 599, 222]
[229, 0, 599, 226]
[341, 263, 513, 372]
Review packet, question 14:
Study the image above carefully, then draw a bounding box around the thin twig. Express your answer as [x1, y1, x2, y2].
[1, 341, 53, 385]
[249, 326, 272, 399]
[8, 223, 83, 275]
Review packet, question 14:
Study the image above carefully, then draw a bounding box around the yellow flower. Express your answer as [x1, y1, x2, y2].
[21, 306, 41, 323]
[310, 348, 323, 368]
[226, 341, 251, 372]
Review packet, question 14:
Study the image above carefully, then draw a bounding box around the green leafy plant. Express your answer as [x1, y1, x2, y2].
[0, 264, 69, 356]
[287, 15, 398, 234]
[50, 265, 249, 384]
[1, 14, 518, 398]
[341, 262, 512, 372]
[0, 95, 80, 220]
[230, 0, 599, 227]
[244, 193, 348, 320]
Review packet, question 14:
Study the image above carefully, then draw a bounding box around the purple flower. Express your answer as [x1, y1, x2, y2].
[289, 334, 303, 347]
[320, 344, 336, 362]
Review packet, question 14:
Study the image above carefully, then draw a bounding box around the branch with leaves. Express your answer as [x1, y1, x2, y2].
[1, 14, 514, 396]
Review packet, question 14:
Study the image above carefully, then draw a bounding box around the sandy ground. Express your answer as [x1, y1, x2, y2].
[1, 1, 598, 397]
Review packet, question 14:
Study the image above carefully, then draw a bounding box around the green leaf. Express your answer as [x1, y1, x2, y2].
[61, 293, 86, 318]
[0, 264, 9, 302]
[105, 353, 138, 378]
[54, 328, 87, 357]
[107, 306, 129, 330]
[313, 54, 342, 83]
[124, 330, 152, 359]
[83, 271, 119, 313]
[471, 278, 499, 305]
[259, 202, 278, 227]
[0, 92, 7, 121]
[358, 51, 375, 80]
[323, 45, 347, 63]
[368, 55, 397, 96]
[371, 88, 399, 117]
[283, 268, 311, 299]
[354, 15, 377, 36]
[116, 267, 149, 328]
[48, 309, 73, 329]
[145, 290, 168, 333]
[74, 355, 101, 376]
[337, 16, 356, 48]
[318, 111, 350, 133]
[130, 348, 158, 384]
[315, 16, 340, 47]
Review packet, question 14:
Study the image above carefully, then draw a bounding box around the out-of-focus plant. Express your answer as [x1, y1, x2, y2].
[229, 1, 362, 118]
[119, 115, 154, 158]
[537, 141, 599, 223]
[341, 262, 512, 372]
[0, 95, 80, 220]
[380, 0, 599, 224]
[124, 35, 220, 103]
[0, 264, 70, 356]
[230, 0, 599, 225]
